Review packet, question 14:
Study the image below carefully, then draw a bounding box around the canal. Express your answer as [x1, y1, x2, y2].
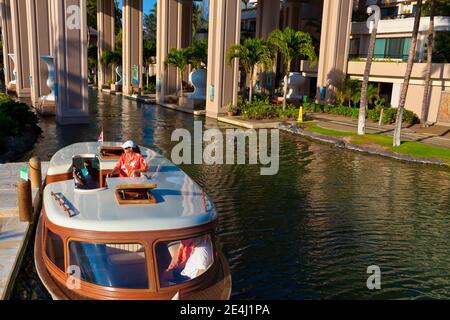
[13, 89, 450, 299]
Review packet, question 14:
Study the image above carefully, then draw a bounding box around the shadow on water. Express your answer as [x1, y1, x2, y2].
[12, 89, 450, 300]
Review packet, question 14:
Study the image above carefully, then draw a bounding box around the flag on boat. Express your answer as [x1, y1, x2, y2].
[98, 128, 104, 143]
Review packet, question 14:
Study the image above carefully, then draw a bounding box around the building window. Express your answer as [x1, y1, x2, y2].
[349, 38, 360, 57]
[374, 38, 411, 60]
[156, 234, 214, 288]
[69, 241, 149, 289]
[380, 6, 398, 19]
[45, 230, 65, 271]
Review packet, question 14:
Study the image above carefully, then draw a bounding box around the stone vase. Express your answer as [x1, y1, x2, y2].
[286, 72, 306, 100]
[188, 68, 207, 101]
[40, 55, 56, 102]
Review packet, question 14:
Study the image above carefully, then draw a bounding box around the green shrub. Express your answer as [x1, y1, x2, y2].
[239, 96, 298, 120]
[0, 99, 39, 139]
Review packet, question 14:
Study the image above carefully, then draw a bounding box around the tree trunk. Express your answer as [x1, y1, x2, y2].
[393, 0, 422, 147]
[249, 74, 253, 103]
[358, 25, 378, 135]
[283, 73, 288, 111]
[420, 0, 434, 127]
[146, 65, 149, 88]
[282, 61, 290, 111]
[179, 70, 183, 98]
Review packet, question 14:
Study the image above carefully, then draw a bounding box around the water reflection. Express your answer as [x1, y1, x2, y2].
[19, 89, 450, 299]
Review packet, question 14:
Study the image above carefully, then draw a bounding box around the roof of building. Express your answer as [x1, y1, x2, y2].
[44, 142, 216, 233]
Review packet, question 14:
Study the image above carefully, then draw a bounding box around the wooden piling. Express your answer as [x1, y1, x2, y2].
[29, 157, 42, 194]
[17, 179, 32, 222]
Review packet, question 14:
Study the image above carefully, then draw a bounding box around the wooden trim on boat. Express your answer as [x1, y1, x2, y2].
[46, 172, 72, 185]
[37, 210, 231, 300]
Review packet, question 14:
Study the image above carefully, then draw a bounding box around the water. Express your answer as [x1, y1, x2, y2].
[15, 89, 450, 299]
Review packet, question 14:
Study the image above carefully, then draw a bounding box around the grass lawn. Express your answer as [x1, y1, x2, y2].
[302, 122, 450, 164]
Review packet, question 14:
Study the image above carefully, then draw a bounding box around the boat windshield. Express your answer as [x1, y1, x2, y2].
[72, 155, 101, 190]
[156, 234, 214, 288]
[68, 241, 149, 289]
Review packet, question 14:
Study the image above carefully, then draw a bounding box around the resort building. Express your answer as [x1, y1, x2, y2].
[0, 0, 449, 125]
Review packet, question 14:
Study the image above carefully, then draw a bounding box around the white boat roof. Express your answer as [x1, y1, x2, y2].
[43, 142, 216, 232]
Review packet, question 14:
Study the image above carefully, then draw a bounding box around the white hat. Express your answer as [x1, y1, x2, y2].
[121, 140, 135, 149]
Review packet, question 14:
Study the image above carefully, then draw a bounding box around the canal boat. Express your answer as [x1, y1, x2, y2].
[35, 142, 231, 300]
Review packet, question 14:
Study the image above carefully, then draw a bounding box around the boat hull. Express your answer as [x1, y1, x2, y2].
[34, 213, 232, 300]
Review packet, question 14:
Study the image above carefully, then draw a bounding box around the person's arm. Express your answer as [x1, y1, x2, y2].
[108, 157, 122, 177]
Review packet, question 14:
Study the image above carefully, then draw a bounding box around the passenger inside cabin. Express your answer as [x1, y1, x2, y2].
[73, 159, 100, 189]
[161, 235, 213, 285]
[108, 140, 148, 178]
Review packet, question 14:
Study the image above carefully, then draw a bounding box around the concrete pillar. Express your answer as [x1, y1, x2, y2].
[0, 0, 14, 88]
[97, 0, 115, 89]
[26, 0, 52, 107]
[50, 0, 89, 124]
[10, 0, 31, 98]
[206, 0, 241, 118]
[256, 0, 281, 92]
[122, 0, 142, 95]
[156, 0, 192, 102]
[316, 0, 353, 103]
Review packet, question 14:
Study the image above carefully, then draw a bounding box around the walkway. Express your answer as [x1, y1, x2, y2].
[0, 162, 48, 299]
[309, 113, 450, 150]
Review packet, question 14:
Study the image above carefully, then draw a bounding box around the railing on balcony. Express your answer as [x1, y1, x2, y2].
[349, 53, 410, 62]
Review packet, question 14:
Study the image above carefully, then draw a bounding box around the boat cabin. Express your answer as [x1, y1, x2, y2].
[36, 142, 230, 300]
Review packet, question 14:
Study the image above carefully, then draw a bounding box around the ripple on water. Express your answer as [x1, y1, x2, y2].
[14, 90, 450, 300]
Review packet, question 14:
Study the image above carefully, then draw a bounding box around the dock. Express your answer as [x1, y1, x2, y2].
[0, 161, 48, 299]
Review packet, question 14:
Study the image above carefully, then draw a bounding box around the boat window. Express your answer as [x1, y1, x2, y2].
[99, 146, 124, 159]
[156, 234, 214, 288]
[69, 241, 149, 289]
[115, 184, 158, 204]
[72, 156, 100, 190]
[45, 229, 65, 271]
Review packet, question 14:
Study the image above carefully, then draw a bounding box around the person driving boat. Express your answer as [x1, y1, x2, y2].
[108, 140, 149, 178]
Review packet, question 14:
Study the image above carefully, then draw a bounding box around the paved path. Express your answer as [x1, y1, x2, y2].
[309, 113, 450, 149]
[0, 162, 48, 299]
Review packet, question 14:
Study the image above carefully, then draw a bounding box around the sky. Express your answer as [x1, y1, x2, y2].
[116, 0, 157, 14]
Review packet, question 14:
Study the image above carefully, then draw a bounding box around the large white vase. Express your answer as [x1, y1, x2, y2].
[115, 66, 123, 86]
[188, 68, 206, 101]
[286, 72, 306, 100]
[7, 53, 16, 86]
[40, 55, 56, 102]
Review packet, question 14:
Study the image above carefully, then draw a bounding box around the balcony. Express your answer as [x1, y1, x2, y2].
[351, 16, 450, 36]
[347, 61, 450, 81]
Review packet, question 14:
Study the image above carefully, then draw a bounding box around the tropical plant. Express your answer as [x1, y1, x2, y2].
[187, 39, 208, 69]
[268, 27, 317, 110]
[393, 0, 423, 147]
[227, 38, 273, 103]
[358, 5, 380, 135]
[164, 48, 190, 98]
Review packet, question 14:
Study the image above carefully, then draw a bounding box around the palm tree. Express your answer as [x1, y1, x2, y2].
[227, 38, 273, 103]
[358, 5, 380, 135]
[164, 48, 190, 98]
[393, 0, 423, 147]
[188, 39, 208, 70]
[420, 0, 435, 127]
[268, 27, 317, 110]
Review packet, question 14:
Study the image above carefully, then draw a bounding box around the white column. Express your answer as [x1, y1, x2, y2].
[122, 0, 143, 95]
[0, 0, 14, 88]
[10, 0, 31, 98]
[316, 0, 353, 103]
[51, 0, 89, 124]
[206, 0, 241, 118]
[97, 0, 115, 89]
[26, 0, 52, 108]
[156, 0, 192, 103]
